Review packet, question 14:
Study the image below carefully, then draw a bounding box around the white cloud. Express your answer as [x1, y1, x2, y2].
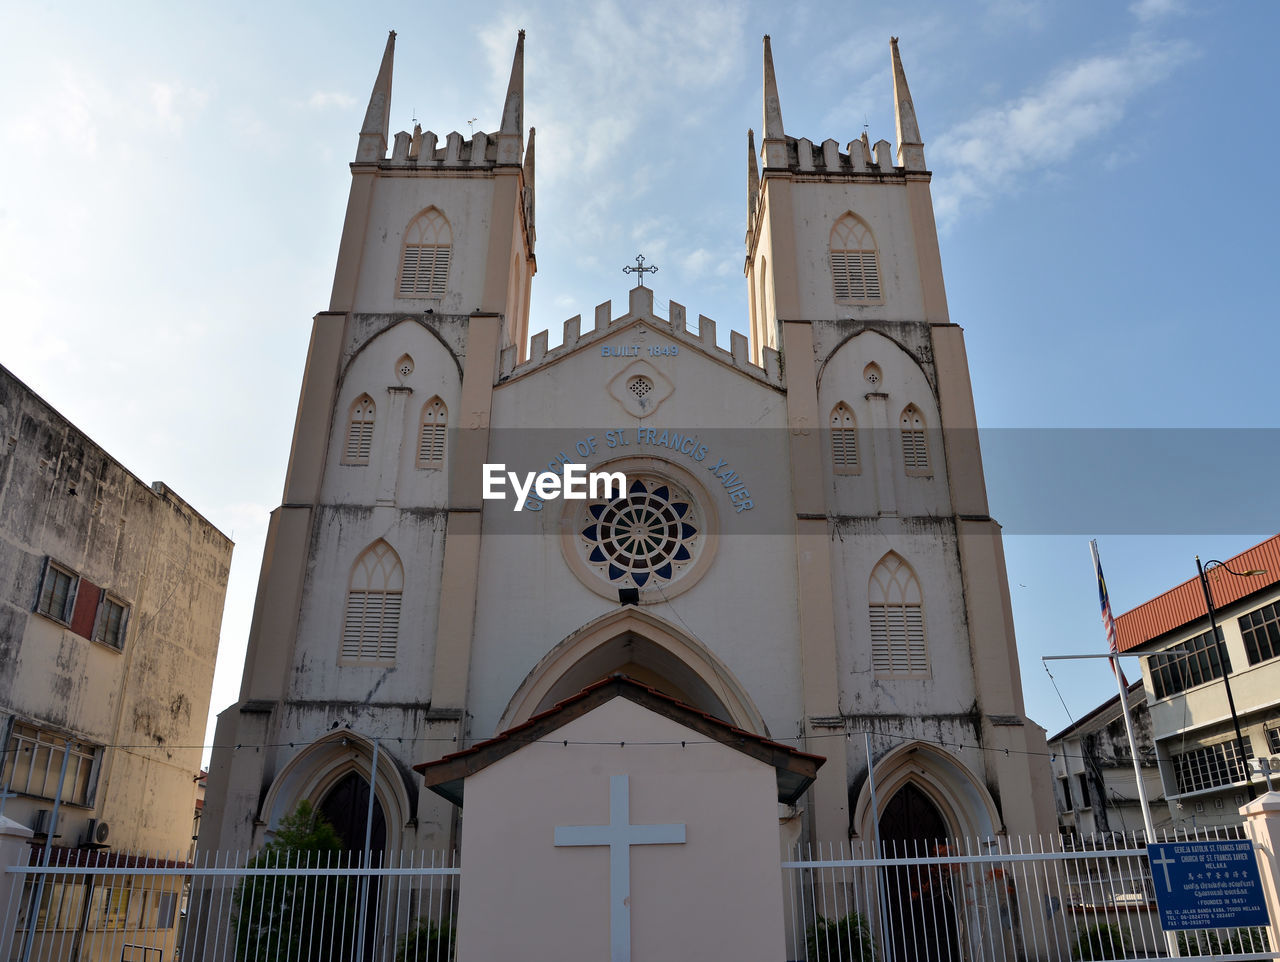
[150, 81, 211, 133]
[931, 37, 1194, 224]
[1130, 0, 1185, 23]
[307, 91, 357, 110]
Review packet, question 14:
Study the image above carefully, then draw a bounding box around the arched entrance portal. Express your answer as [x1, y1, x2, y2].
[879, 783, 961, 962]
[499, 608, 768, 735]
[318, 772, 387, 962]
[319, 771, 387, 855]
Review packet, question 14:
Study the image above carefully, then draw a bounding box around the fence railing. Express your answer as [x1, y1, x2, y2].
[1, 849, 459, 962]
[5, 829, 1275, 962]
[783, 830, 1276, 962]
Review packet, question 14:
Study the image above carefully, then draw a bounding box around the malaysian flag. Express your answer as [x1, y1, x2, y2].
[1090, 540, 1129, 687]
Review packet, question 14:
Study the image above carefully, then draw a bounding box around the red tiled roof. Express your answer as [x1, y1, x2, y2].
[1115, 533, 1280, 651]
[416, 674, 824, 806]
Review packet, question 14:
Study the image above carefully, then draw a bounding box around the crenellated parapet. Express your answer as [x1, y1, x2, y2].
[498, 286, 782, 388]
[385, 126, 513, 169]
[772, 131, 900, 177]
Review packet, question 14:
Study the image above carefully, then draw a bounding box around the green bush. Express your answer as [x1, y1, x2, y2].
[1178, 926, 1270, 956]
[234, 802, 353, 962]
[806, 911, 876, 962]
[1071, 922, 1131, 960]
[395, 918, 457, 962]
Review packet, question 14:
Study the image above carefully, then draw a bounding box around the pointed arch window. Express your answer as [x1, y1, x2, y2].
[417, 397, 447, 469]
[341, 541, 403, 663]
[869, 553, 928, 676]
[343, 395, 376, 466]
[830, 213, 882, 302]
[830, 403, 859, 474]
[397, 207, 452, 298]
[900, 404, 930, 476]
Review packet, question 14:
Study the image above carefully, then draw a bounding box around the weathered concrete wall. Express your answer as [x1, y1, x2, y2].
[0, 364, 232, 853]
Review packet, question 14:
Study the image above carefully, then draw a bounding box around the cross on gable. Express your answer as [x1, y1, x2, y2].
[622, 254, 658, 287]
[555, 774, 685, 962]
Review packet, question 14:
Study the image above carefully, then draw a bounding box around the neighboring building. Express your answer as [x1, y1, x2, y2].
[0, 364, 233, 854]
[201, 30, 1056, 863]
[1116, 533, 1280, 829]
[1047, 681, 1171, 842]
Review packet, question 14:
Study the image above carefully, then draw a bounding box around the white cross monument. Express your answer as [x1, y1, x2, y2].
[554, 774, 686, 962]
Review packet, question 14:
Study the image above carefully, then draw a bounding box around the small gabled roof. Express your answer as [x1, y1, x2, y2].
[416, 675, 824, 807]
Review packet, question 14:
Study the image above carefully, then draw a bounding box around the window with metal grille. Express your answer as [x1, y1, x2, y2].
[830, 403, 858, 473]
[36, 562, 77, 623]
[1267, 726, 1280, 754]
[868, 552, 928, 675]
[92, 596, 128, 650]
[1148, 629, 1228, 699]
[1171, 740, 1254, 795]
[830, 213, 882, 302]
[397, 207, 452, 297]
[417, 397, 447, 469]
[1240, 601, 1280, 666]
[343, 395, 376, 465]
[1, 721, 99, 806]
[900, 405, 930, 475]
[340, 540, 403, 663]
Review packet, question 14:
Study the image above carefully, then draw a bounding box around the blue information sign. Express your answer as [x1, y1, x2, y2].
[1147, 840, 1270, 931]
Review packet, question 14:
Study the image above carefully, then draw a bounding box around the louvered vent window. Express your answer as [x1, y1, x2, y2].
[343, 395, 376, 465]
[830, 403, 859, 473]
[398, 207, 452, 297]
[341, 541, 403, 663]
[868, 553, 928, 676]
[830, 214, 883, 302]
[417, 397, 447, 469]
[900, 405, 930, 475]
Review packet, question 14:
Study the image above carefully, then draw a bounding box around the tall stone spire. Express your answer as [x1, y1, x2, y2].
[523, 126, 536, 252]
[761, 35, 788, 167]
[747, 128, 760, 232]
[356, 31, 395, 163]
[890, 37, 926, 171]
[496, 30, 526, 165]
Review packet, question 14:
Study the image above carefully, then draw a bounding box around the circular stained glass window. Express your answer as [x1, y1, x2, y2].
[579, 477, 699, 589]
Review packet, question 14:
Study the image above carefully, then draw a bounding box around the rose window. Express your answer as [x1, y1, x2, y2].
[579, 477, 699, 588]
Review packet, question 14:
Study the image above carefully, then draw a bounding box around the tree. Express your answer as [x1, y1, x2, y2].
[234, 801, 356, 962]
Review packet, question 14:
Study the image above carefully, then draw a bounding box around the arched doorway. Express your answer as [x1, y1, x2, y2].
[318, 772, 387, 962]
[879, 783, 961, 962]
[319, 771, 387, 855]
[498, 608, 768, 735]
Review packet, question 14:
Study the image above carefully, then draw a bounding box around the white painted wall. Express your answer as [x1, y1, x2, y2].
[453, 696, 789, 962]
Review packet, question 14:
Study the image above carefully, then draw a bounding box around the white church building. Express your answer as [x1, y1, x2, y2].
[200, 28, 1056, 874]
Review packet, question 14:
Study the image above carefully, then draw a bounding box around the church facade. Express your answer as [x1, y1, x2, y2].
[200, 30, 1055, 857]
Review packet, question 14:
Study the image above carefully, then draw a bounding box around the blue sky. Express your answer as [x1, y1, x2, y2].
[2, 0, 1277, 755]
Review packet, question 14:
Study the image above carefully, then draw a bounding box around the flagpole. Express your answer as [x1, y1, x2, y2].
[1090, 541, 1180, 959]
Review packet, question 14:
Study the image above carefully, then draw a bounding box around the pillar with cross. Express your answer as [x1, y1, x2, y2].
[420, 681, 817, 962]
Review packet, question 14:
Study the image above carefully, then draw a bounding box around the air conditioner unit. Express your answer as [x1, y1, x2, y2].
[32, 810, 51, 835]
[84, 818, 110, 846]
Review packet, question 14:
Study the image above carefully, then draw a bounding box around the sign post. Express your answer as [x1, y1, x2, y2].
[1147, 839, 1270, 931]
